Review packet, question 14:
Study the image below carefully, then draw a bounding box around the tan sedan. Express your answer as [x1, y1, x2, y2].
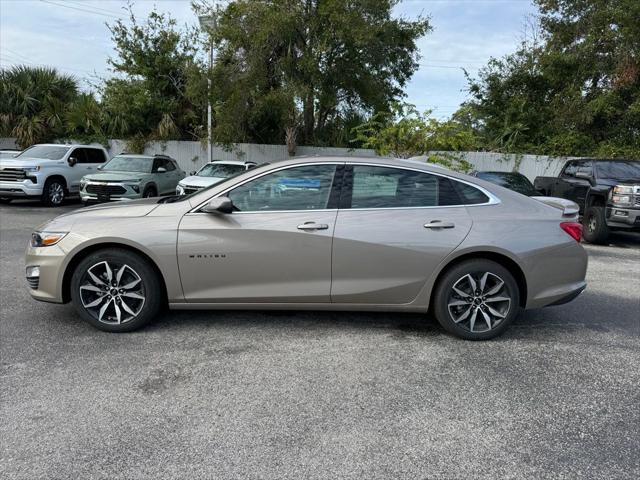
[25, 157, 588, 339]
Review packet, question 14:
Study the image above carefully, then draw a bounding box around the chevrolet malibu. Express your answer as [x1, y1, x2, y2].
[25, 157, 588, 340]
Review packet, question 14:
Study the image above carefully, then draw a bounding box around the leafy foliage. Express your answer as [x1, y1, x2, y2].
[102, 8, 204, 142]
[194, 0, 430, 148]
[352, 103, 475, 171]
[464, 0, 640, 158]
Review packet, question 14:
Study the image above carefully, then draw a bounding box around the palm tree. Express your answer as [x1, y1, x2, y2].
[0, 66, 79, 147]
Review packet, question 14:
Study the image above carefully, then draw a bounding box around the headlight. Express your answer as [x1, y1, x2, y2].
[30, 231, 67, 247]
[612, 195, 632, 205]
[23, 166, 40, 172]
[176, 184, 185, 195]
[79, 179, 87, 189]
[613, 185, 634, 195]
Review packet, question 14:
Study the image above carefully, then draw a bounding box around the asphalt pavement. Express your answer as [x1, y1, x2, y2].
[1, 200, 639, 479]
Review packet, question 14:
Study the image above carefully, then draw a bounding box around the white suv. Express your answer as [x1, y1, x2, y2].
[0, 144, 109, 206]
[176, 160, 258, 195]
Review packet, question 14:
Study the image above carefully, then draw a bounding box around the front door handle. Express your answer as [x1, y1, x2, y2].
[297, 222, 329, 231]
[424, 221, 455, 229]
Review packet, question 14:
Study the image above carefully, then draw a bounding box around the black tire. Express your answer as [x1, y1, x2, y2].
[582, 206, 610, 244]
[433, 259, 520, 340]
[70, 248, 163, 332]
[0, 198, 11, 204]
[41, 177, 66, 207]
[142, 186, 157, 198]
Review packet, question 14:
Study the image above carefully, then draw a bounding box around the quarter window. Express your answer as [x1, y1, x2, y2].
[228, 165, 337, 212]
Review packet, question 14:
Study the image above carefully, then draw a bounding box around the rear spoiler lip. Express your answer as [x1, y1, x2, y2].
[531, 196, 580, 218]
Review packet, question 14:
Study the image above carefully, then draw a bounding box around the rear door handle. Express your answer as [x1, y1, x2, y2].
[297, 222, 329, 231]
[424, 221, 455, 229]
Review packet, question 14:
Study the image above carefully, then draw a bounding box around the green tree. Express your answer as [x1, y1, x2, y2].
[352, 103, 475, 171]
[0, 66, 79, 147]
[464, 0, 640, 157]
[103, 8, 204, 143]
[194, 0, 430, 147]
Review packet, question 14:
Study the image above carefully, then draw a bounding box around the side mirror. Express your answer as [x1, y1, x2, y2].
[97, 165, 103, 170]
[190, 170, 196, 176]
[157, 167, 167, 173]
[68, 157, 77, 167]
[201, 196, 234, 214]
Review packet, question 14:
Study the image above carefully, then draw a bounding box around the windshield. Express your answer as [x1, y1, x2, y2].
[16, 145, 69, 160]
[103, 156, 152, 173]
[198, 163, 246, 178]
[595, 161, 640, 180]
[476, 172, 537, 196]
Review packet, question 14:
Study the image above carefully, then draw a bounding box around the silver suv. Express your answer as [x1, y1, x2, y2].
[0, 144, 109, 206]
[80, 154, 185, 203]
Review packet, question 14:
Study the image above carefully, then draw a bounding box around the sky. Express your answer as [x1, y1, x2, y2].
[0, 0, 538, 120]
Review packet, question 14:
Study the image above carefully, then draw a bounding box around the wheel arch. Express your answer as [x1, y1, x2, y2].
[44, 174, 68, 190]
[429, 251, 528, 310]
[61, 242, 168, 304]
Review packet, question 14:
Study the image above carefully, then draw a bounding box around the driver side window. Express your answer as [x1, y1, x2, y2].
[227, 165, 337, 212]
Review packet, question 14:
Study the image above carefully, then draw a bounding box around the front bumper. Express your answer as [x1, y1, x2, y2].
[25, 242, 68, 303]
[0, 180, 43, 198]
[80, 181, 142, 203]
[606, 206, 640, 229]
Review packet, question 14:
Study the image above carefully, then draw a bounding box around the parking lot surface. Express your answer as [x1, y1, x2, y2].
[1, 200, 639, 479]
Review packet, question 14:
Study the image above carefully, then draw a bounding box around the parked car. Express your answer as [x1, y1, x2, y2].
[0, 144, 109, 206]
[470, 171, 539, 196]
[535, 159, 640, 243]
[471, 170, 579, 220]
[26, 157, 587, 340]
[80, 154, 185, 204]
[176, 160, 257, 195]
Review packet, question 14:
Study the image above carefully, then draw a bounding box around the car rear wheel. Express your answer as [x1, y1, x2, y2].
[582, 206, 610, 244]
[433, 259, 520, 340]
[42, 178, 66, 207]
[70, 248, 162, 332]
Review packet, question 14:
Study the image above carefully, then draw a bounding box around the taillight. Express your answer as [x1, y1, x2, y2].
[560, 222, 583, 242]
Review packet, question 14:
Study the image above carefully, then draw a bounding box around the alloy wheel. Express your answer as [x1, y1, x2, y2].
[447, 272, 511, 333]
[588, 215, 597, 233]
[49, 183, 64, 205]
[79, 261, 146, 325]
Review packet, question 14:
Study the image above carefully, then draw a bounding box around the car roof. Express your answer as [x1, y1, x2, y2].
[30, 143, 102, 148]
[207, 160, 255, 166]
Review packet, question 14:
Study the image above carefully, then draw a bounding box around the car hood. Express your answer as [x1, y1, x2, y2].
[597, 177, 640, 187]
[0, 157, 64, 168]
[83, 171, 148, 182]
[39, 198, 161, 232]
[179, 175, 226, 188]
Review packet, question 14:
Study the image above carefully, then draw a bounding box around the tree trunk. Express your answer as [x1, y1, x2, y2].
[303, 92, 314, 144]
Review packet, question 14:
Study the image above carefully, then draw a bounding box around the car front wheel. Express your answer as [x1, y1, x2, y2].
[582, 206, 610, 244]
[42, 178, 66, 207]
[433, 259, 520, 340]
[70, 248, 162, 332]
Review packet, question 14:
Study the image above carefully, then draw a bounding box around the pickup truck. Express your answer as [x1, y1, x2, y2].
[534, 159, 640, 243]
[0, 144, 109, 206]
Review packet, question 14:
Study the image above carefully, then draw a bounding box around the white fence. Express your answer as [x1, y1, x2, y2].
[1, 137, 572, 181]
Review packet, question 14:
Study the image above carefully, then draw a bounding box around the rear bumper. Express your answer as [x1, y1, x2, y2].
[606, 206, 640, 230]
